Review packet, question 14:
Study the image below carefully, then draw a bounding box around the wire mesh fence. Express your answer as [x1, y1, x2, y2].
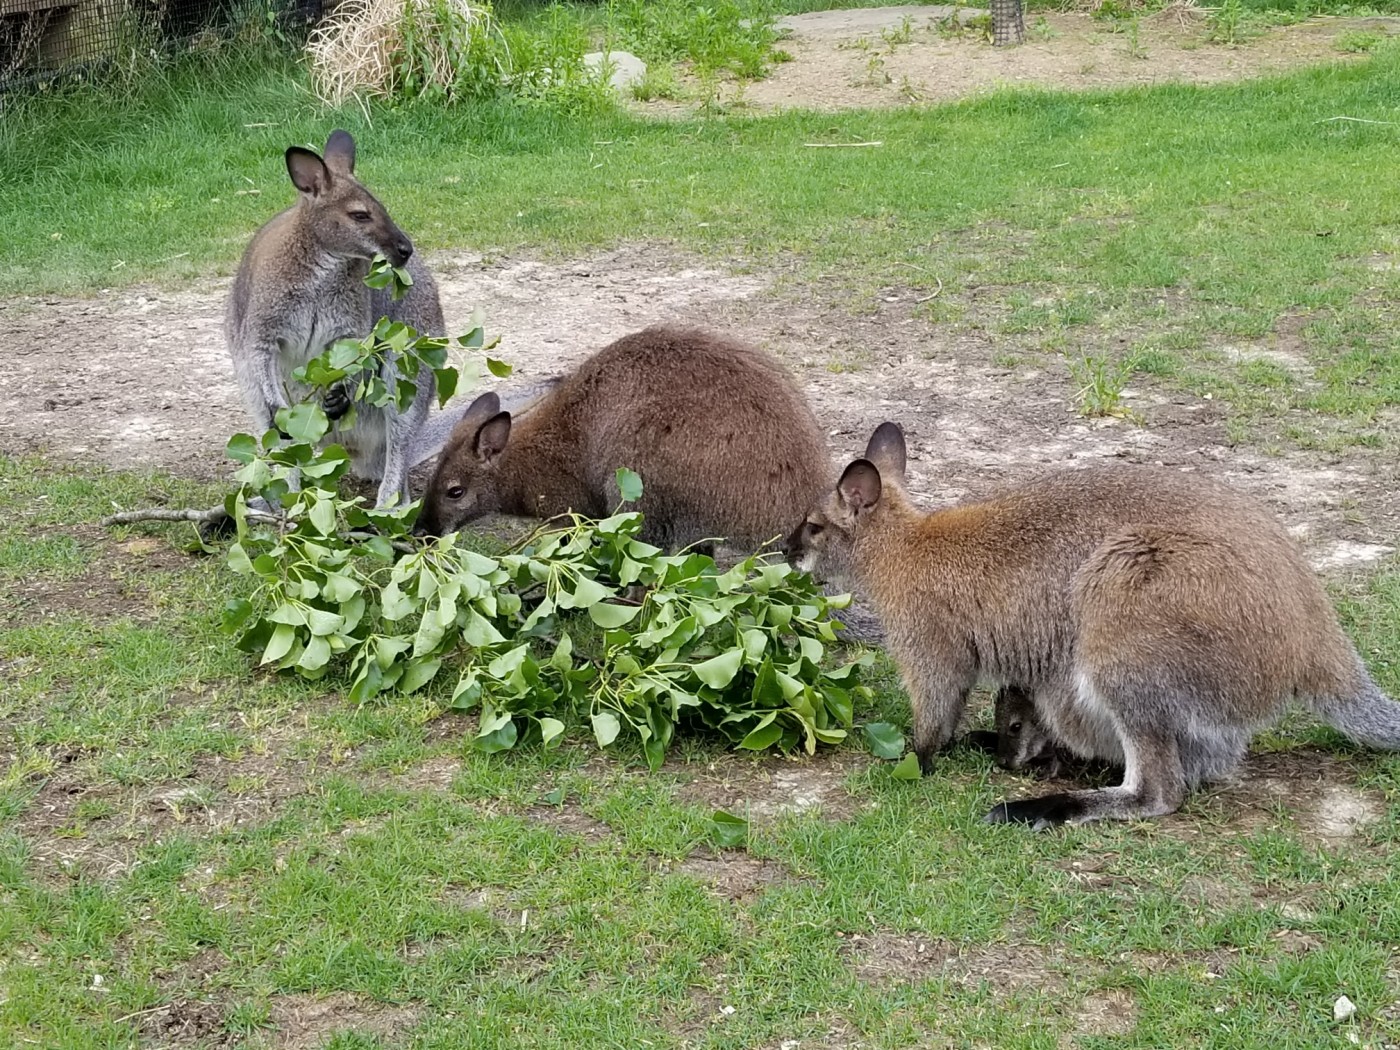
[0, 0, 319, 93]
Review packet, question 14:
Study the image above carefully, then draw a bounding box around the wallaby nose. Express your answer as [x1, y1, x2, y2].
[780, 525, 802, 565]
[393, 238, 413, 266]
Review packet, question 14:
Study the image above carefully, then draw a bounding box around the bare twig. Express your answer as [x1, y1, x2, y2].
[114, 1005, 172, 1024]
[101, 504, 262, 527]
[101, 505, 420, 553]
[803, 140, 884, 148]
[915, 276, 945, 303]
[1315, 116, 1399, 126]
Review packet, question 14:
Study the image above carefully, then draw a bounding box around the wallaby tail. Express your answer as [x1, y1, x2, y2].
[1311, 674, 1400, 750]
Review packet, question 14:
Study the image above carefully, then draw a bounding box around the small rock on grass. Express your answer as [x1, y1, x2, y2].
[583, 51, 647, 93]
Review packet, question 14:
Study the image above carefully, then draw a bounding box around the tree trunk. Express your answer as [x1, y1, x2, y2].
[991, 0, 1025, 46]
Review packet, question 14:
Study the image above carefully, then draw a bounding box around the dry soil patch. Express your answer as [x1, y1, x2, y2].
[659, 851, 801, 901]
[651, 7, 1400, 114]
[267, 992, 422, 1049]
[845, 932, 1072, 993]
[1, 246, 1395, 573]
[672, 750, 869, 822]
[525, 801, 613, 842]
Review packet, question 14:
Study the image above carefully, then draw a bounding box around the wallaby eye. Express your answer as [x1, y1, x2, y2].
[348, 209, 372, 223]
[446, 485, 465, 500]
[1009, 721, 1023, 735]
[806, 522, 825, 537]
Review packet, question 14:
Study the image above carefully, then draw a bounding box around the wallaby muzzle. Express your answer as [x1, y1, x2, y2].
[781, 524, 805, 567]
[384, 233, 414, 268]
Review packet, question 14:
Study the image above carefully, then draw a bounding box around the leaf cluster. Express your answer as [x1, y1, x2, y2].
[217, 299, 875, 767]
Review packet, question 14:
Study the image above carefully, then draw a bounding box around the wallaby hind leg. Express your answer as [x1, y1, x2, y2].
[983, 675, 1189, 829]
[984, 724, 1187, 829]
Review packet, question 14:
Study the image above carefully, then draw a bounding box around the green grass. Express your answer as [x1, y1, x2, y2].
[3, 50, 1399, 330]
[4, 23, 1400, 1047]
[6, 45, 1400, 444]
[2, 455, 1400, 1049]
[2, 49, 1398, 307]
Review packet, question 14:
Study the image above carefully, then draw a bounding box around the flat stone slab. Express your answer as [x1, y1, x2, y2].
[777, 5, 987, 36]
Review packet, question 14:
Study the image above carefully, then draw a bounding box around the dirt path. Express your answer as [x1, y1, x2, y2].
[1, 244, 1393, 575]
[638, 7, 1400, 114]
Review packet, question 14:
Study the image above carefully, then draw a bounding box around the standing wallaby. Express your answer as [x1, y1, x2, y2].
[784, 421, 1400, 828]
[227, 129, 459, 508]
[418, 326, 831, 549]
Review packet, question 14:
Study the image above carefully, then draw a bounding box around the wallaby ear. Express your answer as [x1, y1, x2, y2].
[286, 147, 331, 197]
[837, 459, 882, 514]
[464, 390, 500, 421]
[474, 412, 512, 465]
[323, 129, 356, 175]
[863, 421, 906, 481]
[443, 391, 501, 451]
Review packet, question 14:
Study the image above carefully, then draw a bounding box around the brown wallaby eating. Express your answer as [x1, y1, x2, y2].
[227, 129, 492, 508]
[418, 325, 832, 551]
[785, 421, 1400, 828]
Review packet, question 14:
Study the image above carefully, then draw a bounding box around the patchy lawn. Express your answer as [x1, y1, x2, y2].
[3, 22, 1400, 1050]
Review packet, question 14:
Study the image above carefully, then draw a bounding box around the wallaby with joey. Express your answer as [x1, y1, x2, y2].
[784, 421, 1400, 828]
[227, 129, 486, 508]
[418, 325, 831, 551]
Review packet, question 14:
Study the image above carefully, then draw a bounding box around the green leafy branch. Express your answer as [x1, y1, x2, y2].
[291, 306, 508, 431]
[110, 268, 881, 767]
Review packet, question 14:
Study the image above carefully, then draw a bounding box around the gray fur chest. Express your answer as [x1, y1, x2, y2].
[275, 277, 388, 467]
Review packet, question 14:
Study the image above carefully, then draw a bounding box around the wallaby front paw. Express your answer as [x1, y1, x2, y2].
[323, 382, 353, 421]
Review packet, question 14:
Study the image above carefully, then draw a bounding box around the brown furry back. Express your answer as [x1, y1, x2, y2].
[421, 325, 832, 550]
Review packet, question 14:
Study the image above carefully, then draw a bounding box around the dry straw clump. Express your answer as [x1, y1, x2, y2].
[306, 0, 506, 106]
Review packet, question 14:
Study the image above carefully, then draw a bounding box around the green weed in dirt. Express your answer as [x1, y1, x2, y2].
[1335, 27, 1387, 51]
[612, 0, 783, 78]
[1068, 350, 1139, 417]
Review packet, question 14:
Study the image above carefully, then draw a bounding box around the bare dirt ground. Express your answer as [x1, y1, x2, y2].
[641, 6, 1400, 114]
[1, 244, 1395, 576]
